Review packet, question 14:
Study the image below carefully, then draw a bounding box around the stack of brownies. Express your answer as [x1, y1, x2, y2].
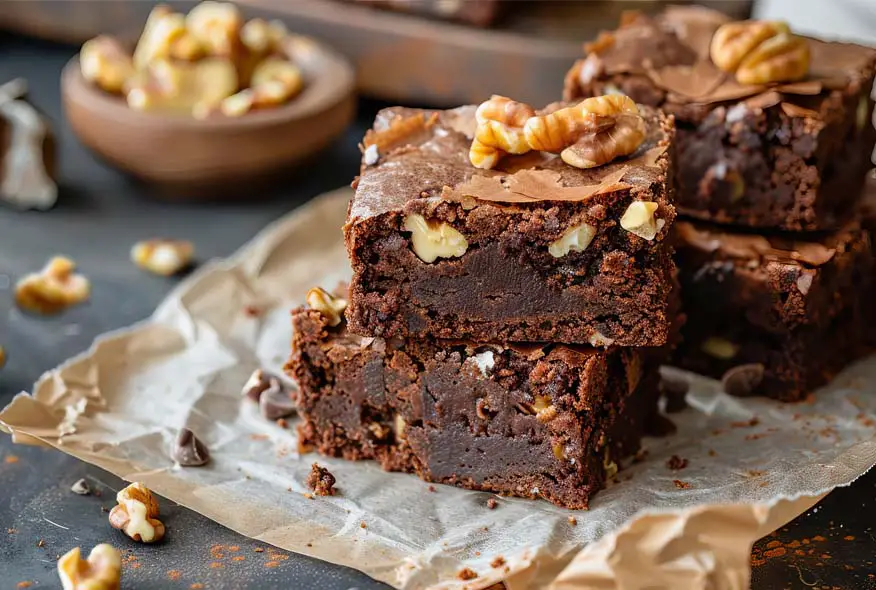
[286, 96, 680, 508]
[565, 6, 876, 402]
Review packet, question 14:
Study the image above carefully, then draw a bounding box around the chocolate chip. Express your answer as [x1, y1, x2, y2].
[70, 478, 91, 495]
[259, 381, 296, 421]
[659, 373, 689, 413]
[173, 428, 210, 467]
[721, 363, 765, 397]
[241, 369, 278, 402]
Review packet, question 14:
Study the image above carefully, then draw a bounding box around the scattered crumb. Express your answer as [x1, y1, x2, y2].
[254, 547, 265, 553]
[745, 470, 765, 478]
[360, 522, 366, 529]
[190, 585, 205, 590]
[249, 434, 269, 441]
[70, 478, 91, 495]
[265, 561, 280, 568]
[100, 506, 110, 513]
[490, 556, 506, 568]
[276, 418, 289, 429]
[568, 516, 577, 526]
[303, 492, 313, 500]
[7, 528, 17, 534]
[457, 568, 477, 581]
[16, 582, 32, 589]
[708, 449, 717, 457]
[666, 455, 688, 470]
[730, 417, 760, 428]
[36, 539, 44, 548]
[5, 455, 19, 464]
[306, 463, 337, 496]
[844, 535, 855, 541]
[244, 305, 262, 317]
[228, 545, 239, 552]
[168, 570, 182, 581]
[210, 562, 223, 569]
[487, 498, 498, 510]
[428, 485, 436, 492]
[306, 543, 313, 548]
[232, 556, 245, 562]
[673, 479, 691, 489]
[633, 448, 649, 463]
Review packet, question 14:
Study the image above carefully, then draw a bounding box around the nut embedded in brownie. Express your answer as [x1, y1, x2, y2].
[564, 6, 876, 231]
[671, 220, 875, 402]
[345, 101, 677, 347]
[286, 287, 662, 510]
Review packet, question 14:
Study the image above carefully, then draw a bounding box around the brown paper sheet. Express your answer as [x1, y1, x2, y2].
[2, 187, 876, 590]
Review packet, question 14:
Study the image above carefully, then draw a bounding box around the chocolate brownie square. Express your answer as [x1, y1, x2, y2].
[286, 289, 661, 509]
[672, 220, 874, 401]
[564, 6, 876, 231]
[345, 105, 677, 347]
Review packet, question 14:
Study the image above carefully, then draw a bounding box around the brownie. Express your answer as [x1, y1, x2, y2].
[564, 6, 876, 231]
[345, 105, 677, 347]
[286, 293, 661, 509]
[671, 220, 874, 402]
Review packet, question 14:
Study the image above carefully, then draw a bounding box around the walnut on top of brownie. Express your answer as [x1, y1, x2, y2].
[564, 7, 876, 231]
[344, 96, 677, 346]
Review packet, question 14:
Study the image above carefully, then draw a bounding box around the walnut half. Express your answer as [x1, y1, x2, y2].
[108, 482, 166, 543]
[15, 257, 90, 315]
[58, 543, 122, 590]
[469, 95, 535, 170]
[710, 20, 809, 85]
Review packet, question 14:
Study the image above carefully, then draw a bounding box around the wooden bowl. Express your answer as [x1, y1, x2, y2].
[61, 35, 356, 198]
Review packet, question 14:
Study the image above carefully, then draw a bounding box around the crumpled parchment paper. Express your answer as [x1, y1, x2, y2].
[2, 187, 875, 590]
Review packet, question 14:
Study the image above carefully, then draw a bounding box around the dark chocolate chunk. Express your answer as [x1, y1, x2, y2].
[70, 478, 91, 495]
[259, 382, 296, 421]
[721, 363, 765, 397]
[173, 428, 210, 467]
[659, 373, 689, 413]
[241, 369, 278, 402]
[306, 463, 336, 496]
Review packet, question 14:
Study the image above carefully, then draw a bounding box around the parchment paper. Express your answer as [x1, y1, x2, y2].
[2, 187, 876, 590]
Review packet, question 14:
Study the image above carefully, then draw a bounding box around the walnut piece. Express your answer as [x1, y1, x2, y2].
[80, 36, 135, 94]
[240, 18, 287, 54]
[306, 287, 347, 327]
[710, 20, 809, 85]
[524, 95, 645, 169]
[126, 57, 238, 118]
[185, 1, 243, 59]
[131, 239, 194, 276]
[403, 213, 469, 263]
[548, 222, 597, 258]
[132, 5, 187, 69]
[15, 257, 90, 315]
[619, 201, 662, 240]
[108, 482, 166, 543]
[701, 336, 739, 360]
[221, 56, 303, 116]
[469, 95, 535, 169]
[58, 543, 122, 590]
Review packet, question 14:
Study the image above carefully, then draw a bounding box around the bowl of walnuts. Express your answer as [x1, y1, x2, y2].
[61, 1, 355, 197]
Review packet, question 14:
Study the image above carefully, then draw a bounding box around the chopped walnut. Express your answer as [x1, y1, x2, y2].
[524, 95, 645, 169]
[185, 1, 243, 58]
[80, 36, 135, 94]
[132, 5, 187, 69]
[306, 287, 347, 327]
[710, 20, 809, 85]
[131, 239, 194, 276]
[126, 57, 238, 119]
[58, 544, 121, 590]
[15, 257, 90, 315]
[108, 482, 166, 543]
[403, 214, 469, 263]
[548, 222, 597, 258]
[240, 18, 287, 54]
[619, 201, 661, 240]
[469, 95, 535, 169]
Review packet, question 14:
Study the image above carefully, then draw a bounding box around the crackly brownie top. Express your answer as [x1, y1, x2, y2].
[348, 104, 673, 224]
[565, 6, 876, 117]
[676, 220, 865, 269]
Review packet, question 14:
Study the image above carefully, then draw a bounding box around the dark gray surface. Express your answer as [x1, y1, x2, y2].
[1, 33, 875, 590]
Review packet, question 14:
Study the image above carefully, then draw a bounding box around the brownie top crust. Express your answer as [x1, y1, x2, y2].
[348, 104, 674, 224]
[676, 220, 864, 269]
[564, 6, 876, 123]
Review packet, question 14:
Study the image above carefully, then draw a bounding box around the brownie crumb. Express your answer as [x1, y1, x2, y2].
[306, 463, 336, 496]
[486, 498, 498, 510]
[457, 568, 477, 581]
[666, 455, 688, 470]
[490, 556, 506, 568]
[567, 516, 577, 526]
[360, 521, 366, 529]
[427, 485, 436, 492]
[633, 448, 649, 463]
[673, 479, 691, 489]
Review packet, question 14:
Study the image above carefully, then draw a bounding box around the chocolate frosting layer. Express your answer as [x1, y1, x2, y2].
[568, 6, 876, 113]
[349, 104, 672, 224]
